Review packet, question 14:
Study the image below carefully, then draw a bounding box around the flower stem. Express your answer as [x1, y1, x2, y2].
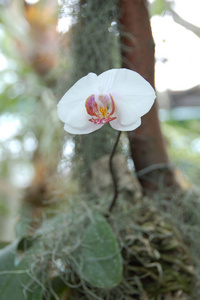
[108, 131, 122, 213]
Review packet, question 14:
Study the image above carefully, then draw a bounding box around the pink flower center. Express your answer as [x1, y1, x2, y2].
[85, 94, 117, 125]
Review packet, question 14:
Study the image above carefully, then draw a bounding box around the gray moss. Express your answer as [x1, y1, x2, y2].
[60, 0, 121, 188]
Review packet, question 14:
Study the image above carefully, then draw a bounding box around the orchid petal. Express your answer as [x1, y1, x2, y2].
[58, 104, 88, 127]
[59, 103, 103, 134]
[64, 122, 103, 134]
[57, 73, 98, 123]
[114, 95, 140, 126]
[110, 118, 141, 131]
[98, 69, 156, 116]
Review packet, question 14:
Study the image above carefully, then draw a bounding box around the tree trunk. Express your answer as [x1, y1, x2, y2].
[119, 0, 179, 191]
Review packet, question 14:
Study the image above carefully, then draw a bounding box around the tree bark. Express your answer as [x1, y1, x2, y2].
[119, 0, 179, 191]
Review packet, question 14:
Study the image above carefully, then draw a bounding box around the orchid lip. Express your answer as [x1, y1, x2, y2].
[85, 93, 116, 125]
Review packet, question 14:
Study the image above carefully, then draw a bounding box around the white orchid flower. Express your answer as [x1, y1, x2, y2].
[57, 68, 156, 134]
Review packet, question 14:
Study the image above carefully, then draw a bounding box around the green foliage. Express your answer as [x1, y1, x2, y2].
[162, 120, 200, 186]
[0, 240, 19, 289]
[149, 0, 167, 17]
[0, 6, 62, 183]
[0, 257, 43, 300]
[80, 214, 122, 288]
[0, 239, 43, 300]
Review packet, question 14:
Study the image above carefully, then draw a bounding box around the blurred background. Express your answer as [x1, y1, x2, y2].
[0, 0, 200, 241]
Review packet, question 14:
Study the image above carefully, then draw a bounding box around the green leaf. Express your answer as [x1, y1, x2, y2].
[0, 236, 37, 289]
[80, 214, 123, 289]
[0, 238, 43, 300]
[0, 240, 19, 289]
[0, 256, 43, 300]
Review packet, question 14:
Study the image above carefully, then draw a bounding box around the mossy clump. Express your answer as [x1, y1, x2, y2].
[21, 191, 199, 300]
